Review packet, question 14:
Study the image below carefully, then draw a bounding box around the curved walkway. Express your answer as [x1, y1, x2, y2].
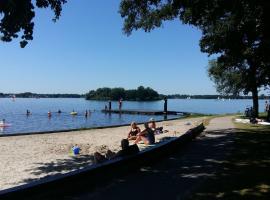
[65, 116, 235, 200]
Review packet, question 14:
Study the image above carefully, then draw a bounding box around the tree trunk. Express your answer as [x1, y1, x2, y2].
[251, 86, 259, 117]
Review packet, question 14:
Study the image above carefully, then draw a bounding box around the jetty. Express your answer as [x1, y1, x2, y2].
[102, 109, 189, 116]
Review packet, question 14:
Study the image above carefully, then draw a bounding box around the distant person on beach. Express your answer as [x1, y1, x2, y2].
[265, 101, 269, 112]
[127, 122, 141, 140]
[135, 123, 155, 145]
[94, 139, 139, 164]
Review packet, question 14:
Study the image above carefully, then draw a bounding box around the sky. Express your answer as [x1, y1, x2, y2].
[0, 0, 217, 95]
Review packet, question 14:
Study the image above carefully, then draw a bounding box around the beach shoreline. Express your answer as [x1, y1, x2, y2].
[0, 116, 206, 191]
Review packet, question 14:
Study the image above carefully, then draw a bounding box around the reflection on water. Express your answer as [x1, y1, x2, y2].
[0, 98, 265, 135]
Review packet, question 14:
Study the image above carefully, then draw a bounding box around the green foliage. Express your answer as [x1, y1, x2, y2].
[85, 86, 160, 101]
[208, 59, 244, 96]
[0, 0, 67, 48]
[119, 0, 270, 116]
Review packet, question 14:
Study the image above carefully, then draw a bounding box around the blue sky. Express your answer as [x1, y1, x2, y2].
[0, 0, 216, 95]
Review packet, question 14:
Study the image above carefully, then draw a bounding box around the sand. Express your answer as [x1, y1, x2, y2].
[0, 117, 205, 191]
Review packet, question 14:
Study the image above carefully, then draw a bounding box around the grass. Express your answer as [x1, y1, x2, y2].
[238, 112, 268, 119]
[188, 118, 270, 200]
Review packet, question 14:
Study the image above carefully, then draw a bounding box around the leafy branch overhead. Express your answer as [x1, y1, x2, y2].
[0, 0, 67, 48]
[120, 0, 270, 117]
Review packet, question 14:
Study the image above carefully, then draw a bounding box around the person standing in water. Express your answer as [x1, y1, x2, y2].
[85, 110, 88, 118]
[26, 109, 31, 116]
[118, 98, 123, 110]
[48, 111, 52, 118]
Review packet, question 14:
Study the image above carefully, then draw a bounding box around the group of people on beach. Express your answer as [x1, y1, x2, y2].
[93, 118, 164, 164]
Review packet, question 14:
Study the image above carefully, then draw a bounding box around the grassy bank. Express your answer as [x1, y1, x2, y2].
[188, 118, 270, 199]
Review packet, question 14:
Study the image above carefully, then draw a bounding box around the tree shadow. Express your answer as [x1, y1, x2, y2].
[19, 155, 94, 185]
[66, 128, 238, 200]
[16, 125, 270, 200]
[187, 126, 270, 200]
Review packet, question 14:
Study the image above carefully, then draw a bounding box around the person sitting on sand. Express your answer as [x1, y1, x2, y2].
[127, 122, 141, 140]
[134, 123, 155, 145]
[149, 118, 163, 134]
[94, 139, 139, 164]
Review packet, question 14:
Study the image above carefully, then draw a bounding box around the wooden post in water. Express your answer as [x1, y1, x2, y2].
[164, 96, 168, 115]
[109, 100, 112, 111]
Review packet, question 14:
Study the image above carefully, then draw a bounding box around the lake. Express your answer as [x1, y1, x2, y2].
[0, 98, 265, 135]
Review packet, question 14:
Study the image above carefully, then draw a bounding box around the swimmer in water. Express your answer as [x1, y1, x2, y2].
[85, 110, 88, 118]
[0, 119, 5, 125]
[58, 109, 62, 114]
[26, 109, 31, 116]
[48, 111, 52, 118]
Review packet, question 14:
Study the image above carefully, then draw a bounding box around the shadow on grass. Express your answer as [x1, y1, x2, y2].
[189, 124, 270, 200]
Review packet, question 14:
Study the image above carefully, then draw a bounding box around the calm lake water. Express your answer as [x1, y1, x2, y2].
[0, 98, 265, 135]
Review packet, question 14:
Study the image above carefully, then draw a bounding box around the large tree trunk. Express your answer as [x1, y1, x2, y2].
[251, 86, 259, 117]
[248, 59, 259, 118]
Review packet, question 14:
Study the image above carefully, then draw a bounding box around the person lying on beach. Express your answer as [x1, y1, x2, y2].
[134, 123, 155, 145]
[127, 122, 141, 140]
[149, 118, 163, 134]
[94, 139, 139, 164]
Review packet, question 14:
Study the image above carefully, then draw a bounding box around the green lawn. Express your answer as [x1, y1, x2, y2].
[188, 120, 270, 199]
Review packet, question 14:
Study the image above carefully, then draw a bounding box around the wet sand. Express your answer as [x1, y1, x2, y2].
[0, 117, 205, 190]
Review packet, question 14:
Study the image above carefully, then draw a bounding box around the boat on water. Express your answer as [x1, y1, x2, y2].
[70, 112, 78, 115]
[0, 123, 205, 199]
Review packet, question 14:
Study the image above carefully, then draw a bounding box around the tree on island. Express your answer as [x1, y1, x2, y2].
[119, 0, 270, 117]
[86, 86, 160, 101]
[0, 0, 67, 48]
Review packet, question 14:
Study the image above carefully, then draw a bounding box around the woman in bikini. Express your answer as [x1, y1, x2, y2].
[127, 122, 141, 140]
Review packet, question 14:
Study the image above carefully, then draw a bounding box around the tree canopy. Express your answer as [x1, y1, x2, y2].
[0, 0, 67, 47]
[119, 0, 270, 116]
[85, 86, 160, 101]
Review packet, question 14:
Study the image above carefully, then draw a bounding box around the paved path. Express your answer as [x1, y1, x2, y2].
[56, 116, 235, 200]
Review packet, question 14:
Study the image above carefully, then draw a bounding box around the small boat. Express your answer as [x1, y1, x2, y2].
[70, 112, 78, 115]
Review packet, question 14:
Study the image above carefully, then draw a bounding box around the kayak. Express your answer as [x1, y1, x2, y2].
[70, 112, 78, 115]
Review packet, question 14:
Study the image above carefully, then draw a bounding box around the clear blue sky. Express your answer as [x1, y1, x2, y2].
[0, 0, 217, 95]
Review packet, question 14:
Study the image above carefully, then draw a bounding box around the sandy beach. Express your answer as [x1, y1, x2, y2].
[0, 117, 205, 191]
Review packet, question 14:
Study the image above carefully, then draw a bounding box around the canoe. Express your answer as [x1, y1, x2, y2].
[0, 123, 205, 199]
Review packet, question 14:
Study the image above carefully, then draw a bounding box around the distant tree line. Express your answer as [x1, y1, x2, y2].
[85, 86, 161, 101]
[0, 92, 83, 98]
[0, 90, 268, 100]
[167, 94, 268, 100]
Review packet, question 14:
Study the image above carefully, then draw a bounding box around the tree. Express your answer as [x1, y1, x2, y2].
[119, 0, 270, 117]
[0, 0, 67, 48]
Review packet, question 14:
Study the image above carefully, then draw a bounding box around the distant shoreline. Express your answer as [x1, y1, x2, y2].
[0, 96, 267, 100]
